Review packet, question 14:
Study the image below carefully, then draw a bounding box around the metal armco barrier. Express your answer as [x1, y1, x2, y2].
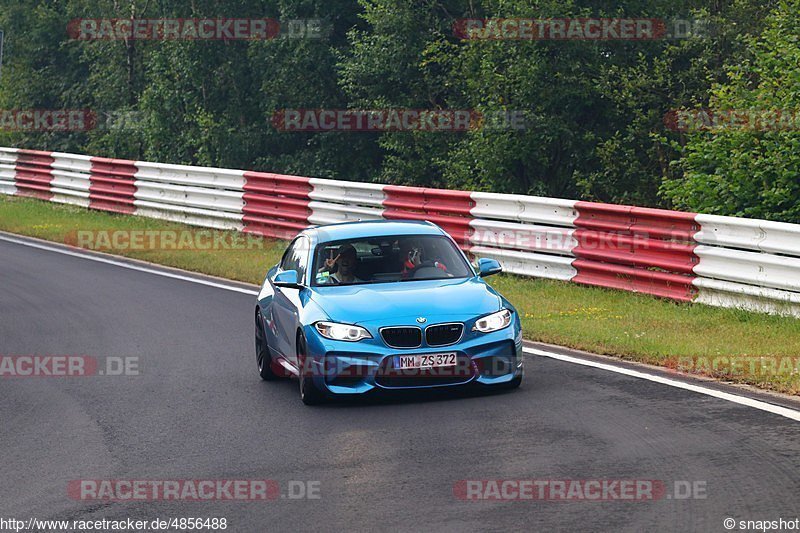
[14, 150, 55, 201]
[2, 146, 799, 317]
[242, 171, 312, 240]
[90, 157, 138, 214]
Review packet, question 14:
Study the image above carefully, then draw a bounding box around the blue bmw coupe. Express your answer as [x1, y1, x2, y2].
[254, 220, 523, 404]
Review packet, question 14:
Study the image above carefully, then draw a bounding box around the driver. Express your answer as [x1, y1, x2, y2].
[399, 238, 448, 279]
[319, 243, 363, 284]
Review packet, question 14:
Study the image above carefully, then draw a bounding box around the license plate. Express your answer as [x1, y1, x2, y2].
[394, 352, 457, 370]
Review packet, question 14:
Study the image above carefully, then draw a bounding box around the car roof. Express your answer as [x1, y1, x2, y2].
[303, 220, 446, 243]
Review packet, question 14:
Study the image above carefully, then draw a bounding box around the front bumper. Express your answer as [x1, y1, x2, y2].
[303, 322, 523, 395]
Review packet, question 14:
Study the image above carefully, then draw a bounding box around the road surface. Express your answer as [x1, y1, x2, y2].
[1, 236, 798, 532]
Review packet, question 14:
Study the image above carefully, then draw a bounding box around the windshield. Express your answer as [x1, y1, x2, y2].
[312, 234, 473, 286]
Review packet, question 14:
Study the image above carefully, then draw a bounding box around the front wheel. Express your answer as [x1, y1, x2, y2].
[297, 334, 326, 405]
[255, 310, 280, 381]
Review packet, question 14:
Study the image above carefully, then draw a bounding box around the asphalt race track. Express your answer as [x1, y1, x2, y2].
[1, 236, 799, 532]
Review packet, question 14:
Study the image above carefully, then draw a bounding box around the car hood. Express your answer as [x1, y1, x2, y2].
[309, 277, 502, 326]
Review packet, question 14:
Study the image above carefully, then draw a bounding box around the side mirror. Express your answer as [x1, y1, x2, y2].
[477, 258, 502, 278]
[273, 270, 302, 289]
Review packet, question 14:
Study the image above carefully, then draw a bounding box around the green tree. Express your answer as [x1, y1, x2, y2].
[662, 0, 800, 221]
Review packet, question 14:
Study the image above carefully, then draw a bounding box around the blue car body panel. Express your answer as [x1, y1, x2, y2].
[256, 220, 523, 396]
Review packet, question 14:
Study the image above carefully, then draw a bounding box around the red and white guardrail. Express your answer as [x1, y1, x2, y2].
[2, 146, 800, 316]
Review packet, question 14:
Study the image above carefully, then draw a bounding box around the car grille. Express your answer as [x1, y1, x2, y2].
[380, 326, 422, 348]
[425, 323, 464, 347]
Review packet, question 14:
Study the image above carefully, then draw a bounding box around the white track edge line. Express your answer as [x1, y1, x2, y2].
[0, 234, 259, 296]
[524, 347, 800, 422]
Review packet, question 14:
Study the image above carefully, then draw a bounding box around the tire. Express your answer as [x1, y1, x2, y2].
[255, 310, 280, 381]
[297, 334, 326, 405]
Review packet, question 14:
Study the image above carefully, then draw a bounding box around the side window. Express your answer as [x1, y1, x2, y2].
[280, 237, 310, 282]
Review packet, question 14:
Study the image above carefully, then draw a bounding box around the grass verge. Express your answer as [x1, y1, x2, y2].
[2, 195, 799, 395]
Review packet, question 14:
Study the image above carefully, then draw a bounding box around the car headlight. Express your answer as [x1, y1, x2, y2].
[314, 321, 372, 342]
[473, 309, 512, 333]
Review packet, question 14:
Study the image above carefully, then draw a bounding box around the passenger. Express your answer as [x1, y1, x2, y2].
[319, 244, 364, 284]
